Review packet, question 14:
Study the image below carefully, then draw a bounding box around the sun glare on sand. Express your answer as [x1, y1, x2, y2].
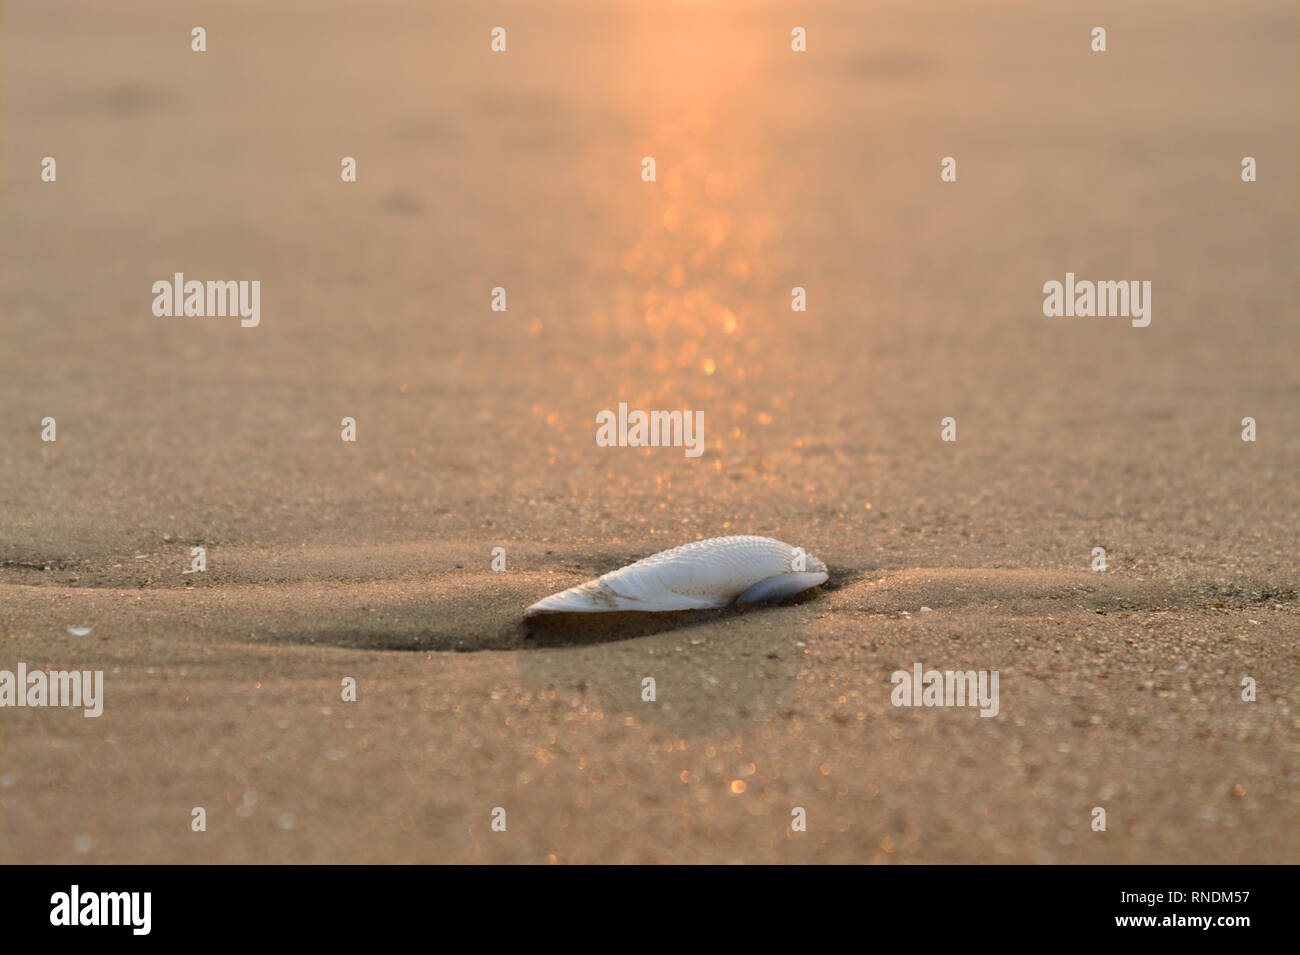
[603, 4, 793, 461]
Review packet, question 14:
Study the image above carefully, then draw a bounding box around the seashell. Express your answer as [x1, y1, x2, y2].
[525, 535, 828, 616]
[66, 626, 94, 636]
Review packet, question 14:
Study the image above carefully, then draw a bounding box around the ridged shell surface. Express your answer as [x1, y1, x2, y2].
[524, 535, 828, 615]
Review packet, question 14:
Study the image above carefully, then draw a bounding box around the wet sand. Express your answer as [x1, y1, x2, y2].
[1, 0, 1297, 863]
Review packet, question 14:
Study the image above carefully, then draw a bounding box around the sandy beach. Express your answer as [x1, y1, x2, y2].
[1, 0, 1297, 863]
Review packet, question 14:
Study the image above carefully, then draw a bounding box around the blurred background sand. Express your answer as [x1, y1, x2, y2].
[1, 0, 1297, 862]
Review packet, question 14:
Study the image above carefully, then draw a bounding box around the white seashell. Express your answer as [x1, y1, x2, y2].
[66, 626, 93, 636]
[525, 536, 828, 616]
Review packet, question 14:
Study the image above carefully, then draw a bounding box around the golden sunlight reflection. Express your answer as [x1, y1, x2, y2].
[506, 1, 852, 487]
[574, 5, 799, 466]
